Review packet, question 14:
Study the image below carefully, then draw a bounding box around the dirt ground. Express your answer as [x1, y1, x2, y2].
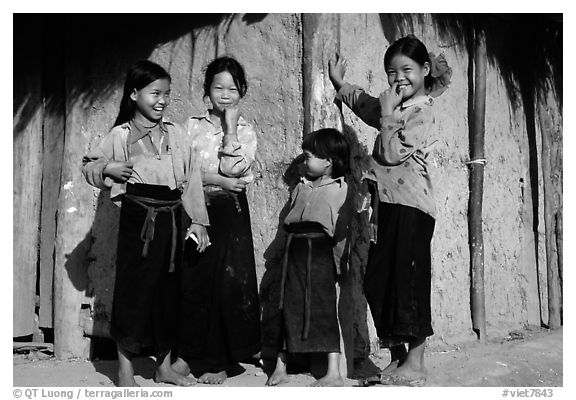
[13, 327, 562, 389]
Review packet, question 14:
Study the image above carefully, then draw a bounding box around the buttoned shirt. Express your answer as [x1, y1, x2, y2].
[82, 119, 209, 225]
[337, 83, 437, 218]
[185, 112, 257, 184]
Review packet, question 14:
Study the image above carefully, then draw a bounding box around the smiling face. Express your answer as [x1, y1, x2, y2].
[385, 54, 430, 101]
[131, 78, 171, 123]
[208, 71, 241, 117]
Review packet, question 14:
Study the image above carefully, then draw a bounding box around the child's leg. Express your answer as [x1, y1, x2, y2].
[265, 351, 290, 386]
[381, 344, 408, 374]
[309, 352, 344, 387]
[117, 345, 138, 387]
[392, 336, 427, 379]
[155, 350, 195, 386]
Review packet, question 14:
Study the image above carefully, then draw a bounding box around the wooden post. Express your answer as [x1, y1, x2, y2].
[13, 19, 44, 338]
[468, 26, 487, 342]
[302, 13, 343, 135]
[536, 91, 562, 329]
[38, 25, 66, 330]
[53, 40, 92, 358]
[301, 13, 351, 378]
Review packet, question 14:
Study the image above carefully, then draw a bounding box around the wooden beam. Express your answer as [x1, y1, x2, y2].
[53, 39, 92, 358]
[536, 91, 562, 329]
[13, 21, 44, 338]
[38, 25, 66, 329]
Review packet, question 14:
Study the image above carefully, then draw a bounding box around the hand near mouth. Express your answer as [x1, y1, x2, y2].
[379, 82, 404, 116]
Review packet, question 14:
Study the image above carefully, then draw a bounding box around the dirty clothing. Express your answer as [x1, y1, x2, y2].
[337, 83, 439, 344]
[178, 112, 260, 370]
[363, 202, 435, 345]
[277, 177, 352, 354]
[185, 112, 257, 184]
[178, 190, 261, 369]
[110, 183, 184, 354]
[336, 83, 437, 219]
[82, 119, 209, 225]
[82, 119, 209, 355]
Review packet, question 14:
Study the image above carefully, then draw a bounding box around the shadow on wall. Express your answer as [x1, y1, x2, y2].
[13, 13, 268, 135]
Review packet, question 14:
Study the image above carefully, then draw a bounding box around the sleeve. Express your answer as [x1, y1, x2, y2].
[335, 83, 382, 130]
[219, 123, 257, 179]
[372, 105, 435, 166]
[332, 182, 353, 276]
[81, 128, 127, 190]
[181, 138, 210, 226]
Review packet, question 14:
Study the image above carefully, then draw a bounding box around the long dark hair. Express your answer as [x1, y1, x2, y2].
[302, 128, 350, 178]
[113, 60, 171, 127]
[203, 56, 248, 99]
[384, 35, 433, 90]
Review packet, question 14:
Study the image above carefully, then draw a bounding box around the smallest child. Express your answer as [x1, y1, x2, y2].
[266, 128, 352, 387]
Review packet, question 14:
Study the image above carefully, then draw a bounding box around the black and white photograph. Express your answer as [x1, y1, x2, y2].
[10, 6, 566, 397]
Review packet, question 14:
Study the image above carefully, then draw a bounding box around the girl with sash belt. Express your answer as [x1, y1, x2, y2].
[266, 128, 352, 387]
[172, 56, 261, 385]
[83, 60, 210, 387]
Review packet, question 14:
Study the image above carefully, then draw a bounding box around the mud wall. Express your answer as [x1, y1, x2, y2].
[13, 13, 557, 360]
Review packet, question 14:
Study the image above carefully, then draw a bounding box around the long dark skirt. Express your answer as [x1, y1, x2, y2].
[178, 190, 261, 370]
[110, 183, 183, 355]
[363, 202, 435, 346]
[281, 231, 340, 353]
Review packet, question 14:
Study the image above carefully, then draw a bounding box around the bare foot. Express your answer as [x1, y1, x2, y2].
[265, 369, 290, 386]
[171, 358, 191, 376]
[117, 371, 139, 387]
[154, 366, 196, 386]
[392, 363, 427, 380]
[198, 370, 227, 385]
[309, 374, 344, 387]
[381, 359, 400, 375]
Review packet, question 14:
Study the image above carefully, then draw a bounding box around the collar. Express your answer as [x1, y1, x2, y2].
[399, 95, 433, 110]
[190, 110, 248, 133]
[127, 119, 170, 145]
[301, 175, 344, 188]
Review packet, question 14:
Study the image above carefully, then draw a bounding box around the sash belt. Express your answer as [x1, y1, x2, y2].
[125, 194, 181, 272]
[279, 231, 327, 340]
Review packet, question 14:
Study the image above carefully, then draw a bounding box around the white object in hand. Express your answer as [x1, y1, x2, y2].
[186, 232, 211, 246]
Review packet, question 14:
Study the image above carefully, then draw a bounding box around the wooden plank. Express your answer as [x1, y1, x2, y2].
[38, 25, 66, 329]
[13, 18, 44, 338]
[53, 30, 92, 358]
[537, 92, 562, 329]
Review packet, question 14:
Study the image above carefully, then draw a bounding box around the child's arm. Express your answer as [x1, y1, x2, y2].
[219, 108, 257, 179]
[329, 54, 381, 130]
[82, 127, 133, 189]
[373, 103, 436, 166]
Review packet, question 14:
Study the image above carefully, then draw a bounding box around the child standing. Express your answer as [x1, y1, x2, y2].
[329, 35, 450, 386]
[266, 128, 352, 387]
[82, 60, 210, 387]
[172, 56, 261, 385]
